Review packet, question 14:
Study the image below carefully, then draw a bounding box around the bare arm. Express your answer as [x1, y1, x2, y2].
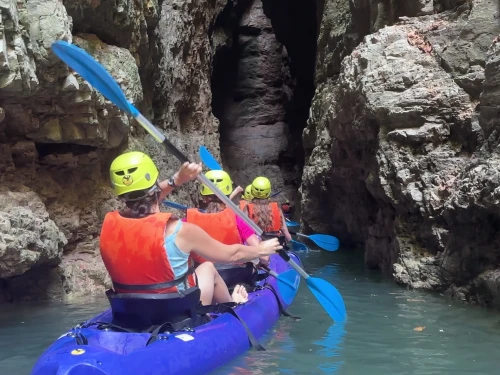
[246, 234, 269, 266]
[177, 222, 281, 264]
[158, 162, 203, 201]
[158, 180, 176, 201]
[281, 212, 292, 241]
[229, 186, 244, 201]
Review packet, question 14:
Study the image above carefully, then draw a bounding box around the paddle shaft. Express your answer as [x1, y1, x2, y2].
[277, 250, 309, 279]
[259, 265, 280, 279]
[289, 231, 310, 239]
[134, 114, 264, 235]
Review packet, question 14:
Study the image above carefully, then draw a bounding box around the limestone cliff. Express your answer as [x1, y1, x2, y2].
[302, 0, 500, 308]
[0, 0, 229, 301]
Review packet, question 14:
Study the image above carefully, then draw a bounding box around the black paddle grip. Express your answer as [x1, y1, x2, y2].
[276, 235, 291, 262]
[161, 139, 189, 164]
[277, 249, 290, 261]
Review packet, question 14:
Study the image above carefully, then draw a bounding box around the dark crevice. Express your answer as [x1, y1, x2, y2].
[0, 266, 63, 303]
[34, 143, 98, 159]
[211, 0, 318, 193]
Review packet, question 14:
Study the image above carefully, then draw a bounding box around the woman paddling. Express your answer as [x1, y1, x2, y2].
[185, 170, 268, 267]
[244, 176, 292, 242]
[99, 152, 282, 306]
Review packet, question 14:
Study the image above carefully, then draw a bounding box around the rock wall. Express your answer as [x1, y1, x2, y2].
[0, 0, 228, 302]
[212, 0, 317, 203]
[302, 0, 500, 308]
[216, 0, 289, 196]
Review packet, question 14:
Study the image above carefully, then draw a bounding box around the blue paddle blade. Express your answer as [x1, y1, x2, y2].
[199, 146, 223, 170]
[163, 200, 189, 210]
[277, 269, 300, 305]
[307, 277, 346, 322]
[51, 41, 138, 117]
[308, 234, 340, 251]
[290, 240, 309, 251]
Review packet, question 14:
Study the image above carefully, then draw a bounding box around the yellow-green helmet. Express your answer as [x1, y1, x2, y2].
[109, 151, 159, 196]
[243, 185, 254, 201]
[200, 170, 233, 196]
[251, 176, 271, 199]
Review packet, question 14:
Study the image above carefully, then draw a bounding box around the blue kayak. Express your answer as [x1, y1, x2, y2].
[31, 253, 301, 375]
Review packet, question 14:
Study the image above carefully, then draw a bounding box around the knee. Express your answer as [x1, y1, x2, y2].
[196, 261, 216, 274]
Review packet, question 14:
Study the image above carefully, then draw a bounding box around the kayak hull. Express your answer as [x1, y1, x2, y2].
[31, 253, 301, 375]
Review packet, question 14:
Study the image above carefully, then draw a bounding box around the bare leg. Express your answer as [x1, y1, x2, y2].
[195, 262, 248, 305]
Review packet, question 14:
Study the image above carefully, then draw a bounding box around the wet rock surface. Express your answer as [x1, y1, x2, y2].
[302, 0, 500, 308]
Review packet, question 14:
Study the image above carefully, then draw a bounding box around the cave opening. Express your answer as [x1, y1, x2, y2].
[210, 0, 318, 198]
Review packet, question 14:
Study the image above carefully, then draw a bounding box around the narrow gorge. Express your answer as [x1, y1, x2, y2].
[1, 0, 500, 312]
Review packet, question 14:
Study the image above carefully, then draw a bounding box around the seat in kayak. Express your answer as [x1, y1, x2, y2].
[106, 286, 202, 331]
[216, 262, 256, 289]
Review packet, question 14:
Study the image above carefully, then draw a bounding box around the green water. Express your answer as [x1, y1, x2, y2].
[1, 248, 499, 374]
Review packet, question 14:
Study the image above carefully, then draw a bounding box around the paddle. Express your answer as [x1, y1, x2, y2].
[285, 218, 300, 227]
[259, 266, 299, 305]
[277, 250, 346, 322]
[51, 40, 346, 322]
[289, 232, 340, 252]
[290, 240, 309, 251]
[199, 146, 281, 198]
[163, 200, 208, 213]
[163, 200, 190, 210]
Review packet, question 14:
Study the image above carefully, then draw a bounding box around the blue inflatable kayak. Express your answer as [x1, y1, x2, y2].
[31, 253, 301, 375]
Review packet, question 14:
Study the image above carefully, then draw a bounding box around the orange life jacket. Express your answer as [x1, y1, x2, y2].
[186, 208, 242, 264]
[99, 211, 195, 294]
[246, 202, 282, 232]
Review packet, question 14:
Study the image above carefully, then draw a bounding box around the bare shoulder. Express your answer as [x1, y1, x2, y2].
[178, 221, 203, 236]
[165, 218, 182, 236]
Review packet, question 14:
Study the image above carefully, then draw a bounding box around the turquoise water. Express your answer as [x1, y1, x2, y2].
[1, 248, 499, 374]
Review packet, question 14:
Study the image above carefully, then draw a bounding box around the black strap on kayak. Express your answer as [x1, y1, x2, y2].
[263, 284, 301, 321]
[87, 321, 140, 333]
[112, 267, 194, 292]
[145, 314, 211, 346]
[64, 331, 89, 345]
[196, 302, 265, 351]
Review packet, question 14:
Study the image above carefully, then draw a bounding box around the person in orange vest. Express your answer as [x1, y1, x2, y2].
[244, 176, 292, 241]
[281, 199, 294, 215]
[99, 152, 282, 305]
[185, 171, 268, 267]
